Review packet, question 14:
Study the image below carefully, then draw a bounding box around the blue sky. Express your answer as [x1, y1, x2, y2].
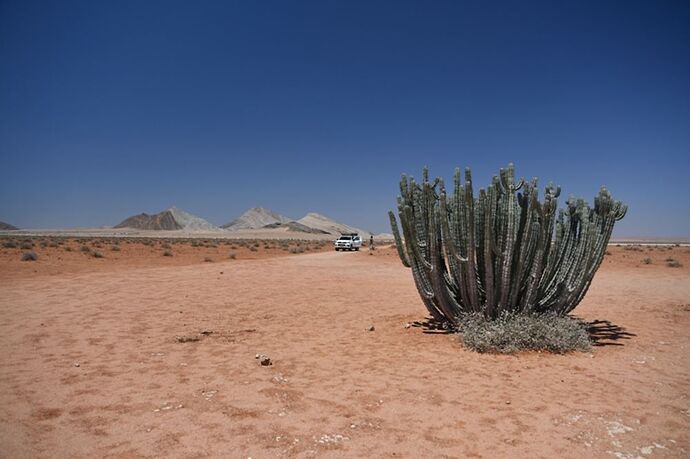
[1, 1, 689, 236]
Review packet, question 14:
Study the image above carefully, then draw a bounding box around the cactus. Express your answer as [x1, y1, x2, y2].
[389, 164, 627, 322]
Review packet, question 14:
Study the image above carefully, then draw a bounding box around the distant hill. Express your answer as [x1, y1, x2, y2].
[262, 221, 330, 234]
[297, 212, 371, 238]
[222, 207, 291, 230]
[0, 221, 19, 231]
[223, 207, 371, 238]
[115, 207, 220, 231]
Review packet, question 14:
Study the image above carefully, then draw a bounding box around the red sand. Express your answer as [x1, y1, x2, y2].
[0, 243, 688, 458]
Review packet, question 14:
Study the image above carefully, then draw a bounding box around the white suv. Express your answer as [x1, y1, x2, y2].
[334, 234, 362, 251]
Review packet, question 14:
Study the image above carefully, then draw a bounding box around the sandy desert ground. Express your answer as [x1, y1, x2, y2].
[0, 239, 688, 458]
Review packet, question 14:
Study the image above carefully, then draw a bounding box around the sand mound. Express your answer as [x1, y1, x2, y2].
[0, 221, 18, 231]
[222, 207, 291, 230]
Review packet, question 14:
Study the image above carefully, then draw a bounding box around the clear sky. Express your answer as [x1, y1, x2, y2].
[1, 1, 689, 236]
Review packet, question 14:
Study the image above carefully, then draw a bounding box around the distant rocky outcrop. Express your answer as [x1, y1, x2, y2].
[115, 207, 219, 231]
[262, 221, 330, 234]
[222, 207, 371, 237]
[222, 207, 291, 230]
[296, 212, 371, 238]
[0, 221, 19, 231]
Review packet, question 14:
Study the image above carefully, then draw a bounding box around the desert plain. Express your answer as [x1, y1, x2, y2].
[0, 236, 688, 458]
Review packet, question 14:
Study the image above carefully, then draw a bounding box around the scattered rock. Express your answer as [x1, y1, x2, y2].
[176, 335, 200, 343]
[74, 362, 80, 367]
[200, 330, 213, 336]
[255, 353, 272, 366]
[404, 322, 411, 329]
[367, 325, 375, 332]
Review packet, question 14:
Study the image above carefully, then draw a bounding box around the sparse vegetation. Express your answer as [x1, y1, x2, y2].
[21, 251, 38, 262]
[457, 312, 592, 354]
[2, 240, 17, 248]
[389, 163, 627, 323]
[163, 250, 173, 257]
[80, 245, 91, 253]
[92, 251, 104, 258]
[229, 252, 237, 259]
[642, 258, 652, 265]
[20, 242, 33, 250]
[204, 257, 213, 262]
[667, 259, 682, 268]
[111, 245, 121, 251]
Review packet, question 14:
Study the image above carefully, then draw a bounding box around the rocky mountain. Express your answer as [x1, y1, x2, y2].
[297, 212, 371, 238]
[221, 207, 291, 230]
[115, 207, 220, 231]
[0, 221, 19, 230]
[262, 221, 330, 234]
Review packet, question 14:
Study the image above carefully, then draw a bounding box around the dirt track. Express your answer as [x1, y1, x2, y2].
[0, 247, 688, 458]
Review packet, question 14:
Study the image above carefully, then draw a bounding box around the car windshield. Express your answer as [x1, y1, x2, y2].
[338, 236, 352, 240]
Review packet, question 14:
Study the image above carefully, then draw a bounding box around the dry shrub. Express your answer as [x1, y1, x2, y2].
[21, 251, 38, 261]
[92, 251, 104, 258]
[111, 245, 121, 251]
[163, 250, 173, 257]
[204, 257, 213, 262]
[642, 258, 652, 265]
[667, 260, 682, 268]
[457, 312, 592, 354]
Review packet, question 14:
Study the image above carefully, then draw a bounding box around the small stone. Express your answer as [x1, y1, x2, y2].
[368, 325, 375, 332]
[505, 400, 511, 405]
[404, 323, 411, 329]
[74, 362, 80, 367]
[256, 353, 272, 366]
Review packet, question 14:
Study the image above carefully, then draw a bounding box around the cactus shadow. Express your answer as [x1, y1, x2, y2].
[410, 317, 456, 335]
[585, 319, 636, 346]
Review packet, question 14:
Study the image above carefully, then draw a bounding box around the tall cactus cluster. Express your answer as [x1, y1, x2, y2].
[389, 164, 627, 324]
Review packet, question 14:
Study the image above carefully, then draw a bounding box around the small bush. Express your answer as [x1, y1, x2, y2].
[2, 241, 17, 248]
[111, 245, 121, 251]
[21, 251, 38, 261]
[204, 257, 213, 262]
[20, 242, 33, 250]
[92, 251, 104, 258]
[80, 245, 91, 253]
[229, 252, 236, 259]
[64, 246, 73, 252]
[161, 243, 172, 249]
[163, 250, 173, 257]
[667, 260, 682, 268]
[249, 246, 258, 252]
[457, 312, 592, 354]
[642, 258, 652, 265]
